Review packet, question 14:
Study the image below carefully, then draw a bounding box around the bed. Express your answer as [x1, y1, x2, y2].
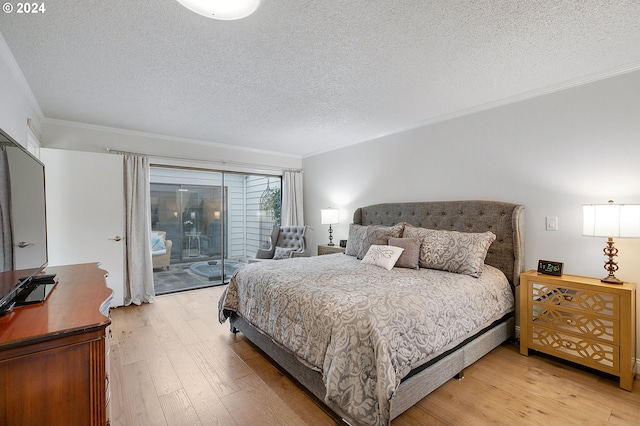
[219, 200, 524, 425]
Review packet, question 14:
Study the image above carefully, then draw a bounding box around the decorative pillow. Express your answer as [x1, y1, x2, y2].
[403, 226, 496, 277]
[273, 247, 295, 260]
[361, 245, 404, 271]
[345, 223, 405, 259]
[345, 224, 369, 258]
[388, 237, 420, 270]
[362, 223, 404, 258]
[151, 233, 166, 254]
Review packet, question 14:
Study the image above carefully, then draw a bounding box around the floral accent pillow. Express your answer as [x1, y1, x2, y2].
[361, 245, 404, 270]
[403, 226, 496, 277]
[363, 224, 404, 257]
[345, 224, 369, 258]
[346, 223, 405, 259]
[273, 247, 295, 260]
[388, 237, 420, 270]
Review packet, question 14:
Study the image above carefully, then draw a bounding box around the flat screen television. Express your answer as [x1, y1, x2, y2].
[0, 127, 50, 315]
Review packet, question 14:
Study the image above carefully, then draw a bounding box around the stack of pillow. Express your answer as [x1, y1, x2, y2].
[345, 223, 495, 277]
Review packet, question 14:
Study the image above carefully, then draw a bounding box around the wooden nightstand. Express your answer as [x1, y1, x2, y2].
[519, 270, 636, 390]
[317, 244, 346, 255]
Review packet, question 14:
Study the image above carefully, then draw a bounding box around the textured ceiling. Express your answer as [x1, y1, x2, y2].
[1, 0, 640, 157]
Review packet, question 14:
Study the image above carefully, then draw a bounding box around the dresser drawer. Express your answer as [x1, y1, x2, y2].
[531, 304, 618, 344]
[530, 325, 619, 372]
[530, 282, 618, 318]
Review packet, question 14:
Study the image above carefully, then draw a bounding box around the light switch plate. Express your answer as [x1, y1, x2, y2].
[546, 216, 558, 231]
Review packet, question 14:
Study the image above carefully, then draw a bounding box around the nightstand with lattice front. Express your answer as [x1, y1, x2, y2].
[519, 270, 636, 390]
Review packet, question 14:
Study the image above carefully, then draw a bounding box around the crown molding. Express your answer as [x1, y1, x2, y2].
[42, 117, 302, 160]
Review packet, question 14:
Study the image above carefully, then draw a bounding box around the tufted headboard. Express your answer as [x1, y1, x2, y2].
[353, 200, 525, 287]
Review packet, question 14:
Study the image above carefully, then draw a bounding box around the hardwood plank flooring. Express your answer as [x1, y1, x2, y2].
[109, 286, 640, 425]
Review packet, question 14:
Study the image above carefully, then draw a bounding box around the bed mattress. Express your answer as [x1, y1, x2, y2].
[219, 253, 514, 425]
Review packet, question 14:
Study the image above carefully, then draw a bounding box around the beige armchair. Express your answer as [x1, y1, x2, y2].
[152, 231, 173, 270]
[250, 225, 314, 262]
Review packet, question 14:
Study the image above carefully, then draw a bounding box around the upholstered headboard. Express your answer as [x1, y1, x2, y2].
[353, 200, 525, 287]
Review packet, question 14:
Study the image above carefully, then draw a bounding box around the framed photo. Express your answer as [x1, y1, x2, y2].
[339, 239, 347, 248]
[537, 259, 564, 276]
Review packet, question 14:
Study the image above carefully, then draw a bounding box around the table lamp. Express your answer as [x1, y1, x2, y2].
[582, 201, 640, 284]
[321, 208, 339, 246]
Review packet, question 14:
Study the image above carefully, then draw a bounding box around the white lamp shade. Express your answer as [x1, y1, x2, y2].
[582, 204, 640, 238]
[321, 208, 339, 225]
[175, 0, 261, 20]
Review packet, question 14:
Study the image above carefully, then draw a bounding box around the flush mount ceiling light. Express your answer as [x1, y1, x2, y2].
[175, 0, 261, 20]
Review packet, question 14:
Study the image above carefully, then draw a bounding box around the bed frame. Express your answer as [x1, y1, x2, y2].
[230, 200, 525, 424]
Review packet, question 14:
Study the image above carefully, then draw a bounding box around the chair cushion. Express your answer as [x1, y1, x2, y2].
[151, 233, 167, 256]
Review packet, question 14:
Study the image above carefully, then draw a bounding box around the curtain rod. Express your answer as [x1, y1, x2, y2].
[105, 148, 290, 173]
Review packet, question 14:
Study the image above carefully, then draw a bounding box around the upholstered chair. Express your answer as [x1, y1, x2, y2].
[251, 226, 314, 262]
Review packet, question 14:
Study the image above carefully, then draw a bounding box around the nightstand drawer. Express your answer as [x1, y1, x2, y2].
[530, 325, 619, 372]
[531, 305, 618, 344]
[530, 282, 618, 318]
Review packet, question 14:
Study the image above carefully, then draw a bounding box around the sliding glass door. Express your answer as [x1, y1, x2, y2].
[150, 167, 281, 294]
[150, 182, 225, 262]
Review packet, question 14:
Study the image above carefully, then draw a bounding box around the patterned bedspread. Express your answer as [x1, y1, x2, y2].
[218, 254, 514, 426]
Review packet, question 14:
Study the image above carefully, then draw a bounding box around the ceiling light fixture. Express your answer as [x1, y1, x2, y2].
[175, 0, 261, 20]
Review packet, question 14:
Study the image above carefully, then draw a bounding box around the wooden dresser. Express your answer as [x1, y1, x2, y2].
[519, 270, 636, 390]
[0, 263, 113, 425]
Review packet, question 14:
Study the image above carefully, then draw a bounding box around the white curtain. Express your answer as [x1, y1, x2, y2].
[123, 154, 155, 305]
[281, 169, 304, 226]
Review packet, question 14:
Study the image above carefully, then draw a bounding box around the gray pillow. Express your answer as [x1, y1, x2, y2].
[346, 223, 405, 259]
[345, 224, 369, 258]
[388, 237, 420, 270]
[273, 247, 294, 260]
[403, 226, 496, 277]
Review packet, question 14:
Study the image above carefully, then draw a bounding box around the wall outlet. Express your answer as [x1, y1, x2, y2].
[546, 216, 558, 231]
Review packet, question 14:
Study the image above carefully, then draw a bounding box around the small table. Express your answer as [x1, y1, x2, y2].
[317, 244, 346, 255]
[185, 231, 201, 257]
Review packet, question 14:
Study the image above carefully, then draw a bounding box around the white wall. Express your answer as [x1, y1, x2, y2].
[0, 35, 42, 149]
[303, 69, 640, 358]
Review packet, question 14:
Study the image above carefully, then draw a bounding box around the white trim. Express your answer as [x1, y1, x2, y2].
[0, 33, 44, 121]
[25, 119, 41, 158]
[43, 117, 301, 160]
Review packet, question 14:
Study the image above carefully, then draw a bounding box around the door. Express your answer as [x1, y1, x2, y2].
[40, 149, 125, 306]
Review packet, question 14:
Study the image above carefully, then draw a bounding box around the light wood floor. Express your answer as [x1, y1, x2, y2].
[109, 285, 640, 425]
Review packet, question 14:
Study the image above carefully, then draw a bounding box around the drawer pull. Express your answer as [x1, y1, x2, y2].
[563, 295, 573, 302]
[566, 319, 573, 325]
[564, 342, 572, 349]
